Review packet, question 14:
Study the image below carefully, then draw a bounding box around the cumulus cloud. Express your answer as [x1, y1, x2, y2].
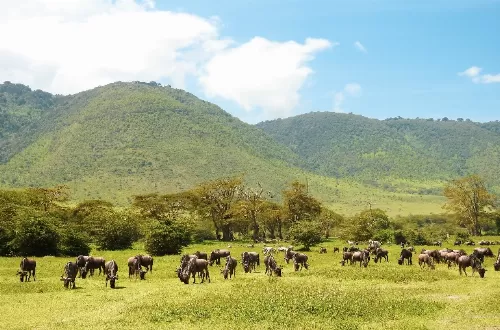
[354, 41, 367, 53]
[0, 0, 334, 121]
[459, 66, 500, 84]
[199, 37, 333, 119]
[333, 83, 361, 112]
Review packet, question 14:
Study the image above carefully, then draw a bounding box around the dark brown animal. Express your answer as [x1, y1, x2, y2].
[284, 247, 297, 264]
[352, 250, 370, 267]
[333, 247, 340, 253]
[209, 249, 230, 266]
[179, 256, 210, 284]
[457, 255, 486, 278]
[136, 254, 154, 273]
[421, 249, 441, 264]
[418, 254, 435, 269]
[342, 251, 354, 265]
[222, 256, 237, 279]
[374, 248, 389, 263]
[194, 251, 208, 260]
[494, 249, 500, 271]
[85, 256, 106, 276]
[473, 247, 494, 262]
[60, 261, 78, 288]
[128, 256, 141, 278]
[241, 251, 260, 273]
[264, 255, 282, 277]
[319, 247, 327, 254]
[293, 253, 309, 271]
[76, 255, 89, 278]
[17, 258, 36, 282]
[105, 260, 119, 288]
[398, 249, 412, 265]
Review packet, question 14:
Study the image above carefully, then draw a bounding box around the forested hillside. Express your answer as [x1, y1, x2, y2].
[256, 112, 500, 193]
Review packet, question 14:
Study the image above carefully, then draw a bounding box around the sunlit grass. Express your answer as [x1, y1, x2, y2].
[2, 240, 499, 329]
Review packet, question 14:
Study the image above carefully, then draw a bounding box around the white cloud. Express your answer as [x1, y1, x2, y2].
[354, 41, 367, 53]
[459, 66, 500, 84]
[333, 83, 361, 112]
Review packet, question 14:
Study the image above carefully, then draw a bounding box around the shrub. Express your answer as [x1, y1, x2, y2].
[10, 216, 60, 256]
[289, 220, 323, 251]
[145, 220, 191, 256]
[59, 229, 91, 256]
[95, 214, 140, 250]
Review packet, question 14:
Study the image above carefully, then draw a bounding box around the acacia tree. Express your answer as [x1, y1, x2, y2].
[443, 175, 496, 235]
[282, 180, 321, 224]
[260, 200, 285, 239]
[235, 183, 272, 242]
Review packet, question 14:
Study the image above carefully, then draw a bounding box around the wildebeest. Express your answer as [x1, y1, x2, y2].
[319, 247, 327, 254]
[342, 251, 354, 265]
[17, 258, 36, 282]
[432, 241, 442, 247]
[479, 240, 491, 246]
[61, 261, 78, 288]
[76, 255, 89, 278]
[135, 254, 154, 273]
[465, 241, 475, 246]
[454, 240, 462, 246]
[264, 255, 282, 277]
[352, 250, 370, 267]
[209, 249, 230, 266]
[178, 255, 210, 284]
[222, 256, 237, 279]
[473, 247, 494, 262]
[418, 254, 435, 270]
[263, 247, 275, 255]
[374, 248, 389, 263]
[398, 249, 412, 265]
[493, 249, 500, 271]
[194, 251, 208, 260]
[284, 247, 297, 264]
[333, 247, 340, 253]
[128, 256, 141, 278]
[293, 253, 309, 271]
[421, 249, 440, 264]
[347, 240, 358, 246]
[457, 254, 486, 278]
[241, 251, 260, 273]
[105, 260, 119, 288]
[368, 240, 381, 251]
[343, 246, 360, 253]
[85, 256, 106, 276]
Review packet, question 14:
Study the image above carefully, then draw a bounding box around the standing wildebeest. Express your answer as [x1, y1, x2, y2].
[194, 251, 208, 260]
[454, 240, 462, 246]
[374, 248, 389, 263]
[128, 256, 141, 278]
[333, 247, 340, 253]
[352, 250, 370, 267]
[17, 258, 36, 282]
[209, 249, 230, 266]
[264, 255, 282, 277]
[136, 255, 154, 273]
[284, 247, 297, 264]
[105, 260, 119, 288]
[398, 249, 412, 265]
[179, 256, 210, 284]
[418, 254, 435, 269]
[222, 256, 237, 279]
[342, 251, 354, 265]
[293, 253, 309, 271]
[241, 251, 260, 273]
[76, 255, 89, 278]
[457, 255, 486, 278]
[493, 249, 500, 271]
[421, 249, 440, 264]
[319, 247, 327, 254]
[85, 256, 106, 276]
[368, 240, 381, 252]
[61, 261, 78, 288]
[473, 247, 494, 262]
[263, 247, 275, 255]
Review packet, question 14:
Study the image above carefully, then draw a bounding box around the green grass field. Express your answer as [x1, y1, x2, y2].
[2, 240, 500, 330]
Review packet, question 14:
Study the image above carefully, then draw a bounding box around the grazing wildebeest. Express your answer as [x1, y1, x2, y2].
[343, 246, 360, 253]
[418, 254, 435, 270]
[454, 240, 462, 246]
[352, 250, 370, 267]
[457, 255, 486, 278]
[17, 258, 36, 282]
[105, 260, 119, 288]
[398, 249, 412, 265]
[128, 256, 141, 278]
[284, 247, 297, 264]
[222, 256, 237, 279]
[76, 255, 89, 278]
[85, 256, 106, 276]
[400, 242, 405, 249]
[264, 255, 282, 277]
[473, 247, 494, 262]
[465, 241, 475, 246]
[368, 240, 381, 251]
[293, 253, 309, 271]
[374, 248, 389, 263]
[333, 247, 340, 253]
[194, 251, 208, 260]
[263, 247, 275, 255]
[179, 256, 210, 284]
[493, 249, 500, 271]
[347, 240, 358, 246]
[421, 249, 441, 264]
[136, 255, 154, 273]
[277, 246, 289, 252]
[432, 241, 442, 247]
[209, 249, 230, 266]
[241, 251, 260, 273]
[479, 240, 491, 246]
[61, 261, 78, 288]
[319, 247, 327, 254]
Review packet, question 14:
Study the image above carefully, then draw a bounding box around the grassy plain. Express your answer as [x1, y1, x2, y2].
[2, 239, 500, 330]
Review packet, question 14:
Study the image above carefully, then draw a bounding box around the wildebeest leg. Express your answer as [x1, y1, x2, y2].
[205, 266, 210, 283]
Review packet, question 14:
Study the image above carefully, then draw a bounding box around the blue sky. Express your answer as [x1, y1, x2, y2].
[1, 0, 499, 123]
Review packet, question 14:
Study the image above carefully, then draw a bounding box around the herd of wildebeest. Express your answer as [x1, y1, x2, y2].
[14, 238, 500, 289]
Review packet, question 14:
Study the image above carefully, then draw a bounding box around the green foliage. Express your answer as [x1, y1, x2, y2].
[94, 213, 140, 250]
[10, 216, 60, 256]
[144, 220, 191, 256]
[289, 220, 323, 250]
[58, 228, 91, 256]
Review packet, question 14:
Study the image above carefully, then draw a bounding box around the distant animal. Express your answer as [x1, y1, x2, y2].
[264, 255, 282, 277]
[293, 253, 309, 271]
[454, 240, 462, 246]
[319, 247, 327, 254]
[465, 241, 475, 246]
[457, 255, 486, 278]
[76, 255, 89, 278]
[263, 247, 275, 255]
[284, 247, 297, 264]
[418, 254, 435, 270]
[352, 250, 370, 267]
[374, 248, 389, 263]
[347, 240, 358, 246]
[432, 241, 442, 247]
[135, 255, 154, 273]
[398, 249, 412, 265]
[60, 261, 78, 288]
[85, 256, 106, 276]
[128, 256, 141, 278]
[333, 247, 340, 253]
[493, 249, 500, 271]
[194, 251, 208, 260]
[400, 242, 405, 248]
[473, 247, 494, 262]
[421, 249, 440, 264]
[104, 260, 119, 288]
[343, 246, 360, 253]
[209, 249, 231, 266]
[179, 256, 210, 284]
[277, 246, 289, 252]
[241, 251, 260, 273]
[17, 258, 36, 282]
[368, 240, 381, 251]
[479, 240, 491, 246]
[406, 246, 415, 253]
[342, 251, 354, 265]
[222, 256, 237, 279]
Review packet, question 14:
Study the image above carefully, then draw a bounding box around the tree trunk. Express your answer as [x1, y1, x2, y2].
[221, 224, 232, 241]
[252, 222, 260, 242]
[277, 219, 283, 240]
